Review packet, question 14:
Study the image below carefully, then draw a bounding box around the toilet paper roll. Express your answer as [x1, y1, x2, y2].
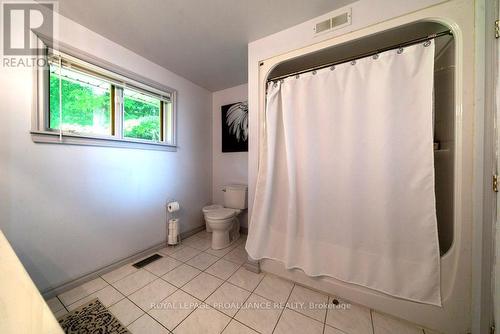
[167, 201, 180, 213]
[168, 218, 179, 245]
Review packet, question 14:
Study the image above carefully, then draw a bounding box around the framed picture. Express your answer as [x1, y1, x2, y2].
[221, 101, 248, 152]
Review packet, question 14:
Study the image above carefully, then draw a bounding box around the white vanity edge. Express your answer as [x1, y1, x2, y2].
[0, 230, 63, 334]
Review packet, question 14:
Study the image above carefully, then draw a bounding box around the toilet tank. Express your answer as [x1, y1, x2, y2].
[223, 184, 248, 209]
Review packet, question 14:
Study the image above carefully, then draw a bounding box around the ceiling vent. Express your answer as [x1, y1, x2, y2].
[314, 8, 351, 35]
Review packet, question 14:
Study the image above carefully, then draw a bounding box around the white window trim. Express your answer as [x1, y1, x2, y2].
[31, 34, 178, 151]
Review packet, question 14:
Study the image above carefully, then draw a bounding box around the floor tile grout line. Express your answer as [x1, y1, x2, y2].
[176, 261, 245, 303]
[173, 250, 246, 281]
[56, 296, 69, 313]
[212, 255, 252, 332]
[282, 306, 325, 327]
[105, 244, 179, 273]
[54, 234, 399, 334]
[125, 312, 169, 332]
[53, 234, 256, 332]
[60, 248, 254, 333]
[268, 277, 331, 326]
[111, 270, 160, 297]
[159, 266, 203, 289]
[370, 309, 375, 334]
[143, 247, 241, 332]
[97, 252, 184, 325]
[157, 248, 238, 289]
[167, 294, 205, 333]
[59, 280, 114, 309]
[101, 246, 175, 284]
[322, 296, 329, 334]
[113, 295, 145, 328]
[169, 242, 261, 333]
[327, 324, 351, 334]
[53, 234, 238, 304]
[228, 318, 261, 334]
[250, 276, 295, 308]
[100, 269, 138, 285]
[270, 282, 295, 334]
[59, 247, 224, 311]
[66, 286, 126, 313]
[200, 256, 243, 279]
[146, 288, 202, 332]
[219, 319, 233, 333]
[120, 273, 183, 332]
[229, 275, 266, 333]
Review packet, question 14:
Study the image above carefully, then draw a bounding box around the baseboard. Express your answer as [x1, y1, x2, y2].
[180, 225, 206, 240]
[41, 225, 205, 299]
[244, 258, 260, 273]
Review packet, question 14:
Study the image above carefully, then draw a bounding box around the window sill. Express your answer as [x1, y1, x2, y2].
[31, 131, 177, 152]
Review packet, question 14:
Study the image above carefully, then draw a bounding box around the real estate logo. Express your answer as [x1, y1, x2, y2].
[2, 1, 54, 55]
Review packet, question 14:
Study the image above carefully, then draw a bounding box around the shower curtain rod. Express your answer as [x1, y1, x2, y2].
[267, 30, 452, 82]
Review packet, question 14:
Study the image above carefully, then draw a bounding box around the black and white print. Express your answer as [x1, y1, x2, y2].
[221, 101, 248, 152]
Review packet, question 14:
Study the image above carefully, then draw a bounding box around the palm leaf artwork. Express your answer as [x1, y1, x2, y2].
[225, 101, 248, 142]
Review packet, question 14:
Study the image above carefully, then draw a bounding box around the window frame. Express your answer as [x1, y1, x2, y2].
[32, 36, 177, 151]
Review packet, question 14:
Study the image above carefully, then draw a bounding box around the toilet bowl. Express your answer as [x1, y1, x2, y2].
[202, 184, 247, 249]
[201, 204, 223, 232]
[204, 208, 241, 249]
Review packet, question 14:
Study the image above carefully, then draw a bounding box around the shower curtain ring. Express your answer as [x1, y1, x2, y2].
[397, 48, 404, 54]
[295, 74, 300, 79]
[312, 70, 317, 75]
[273, 82, 277, 88]
[372, 54, 379, 60]
[423, 40, 431, 47]
[350, 60, 356, 65]
[330, 65, 335, 70]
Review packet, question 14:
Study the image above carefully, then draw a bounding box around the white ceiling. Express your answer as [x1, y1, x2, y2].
[52, 0, 355, 91]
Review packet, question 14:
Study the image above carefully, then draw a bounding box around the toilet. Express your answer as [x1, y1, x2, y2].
[202, 184, 247, 249]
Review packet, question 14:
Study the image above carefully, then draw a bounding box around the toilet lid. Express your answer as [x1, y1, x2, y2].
[202, 204, 223, 213]
[205, 208, 237, 220]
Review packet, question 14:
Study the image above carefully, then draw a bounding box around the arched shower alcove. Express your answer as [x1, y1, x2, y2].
[268, 21, 455, 256]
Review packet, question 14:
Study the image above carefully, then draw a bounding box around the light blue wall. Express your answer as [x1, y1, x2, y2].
[0, 12, 213, 292]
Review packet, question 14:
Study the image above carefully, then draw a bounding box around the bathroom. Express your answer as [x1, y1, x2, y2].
[0, 0, 497, 334]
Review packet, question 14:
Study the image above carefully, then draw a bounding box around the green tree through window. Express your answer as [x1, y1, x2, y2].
[47, 59, 173, 146]
[123, 89, 161, 141]
[49, 65, 111, 135]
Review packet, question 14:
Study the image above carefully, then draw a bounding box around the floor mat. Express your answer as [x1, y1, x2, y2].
[57, 298, 129, 334]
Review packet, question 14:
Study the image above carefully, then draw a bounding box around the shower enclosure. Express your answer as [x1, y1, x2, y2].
[267, 21, 455, 256]
[248, 2, 475, 332]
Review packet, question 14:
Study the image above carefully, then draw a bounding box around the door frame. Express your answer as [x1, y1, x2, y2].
[473, 0, 498, 333]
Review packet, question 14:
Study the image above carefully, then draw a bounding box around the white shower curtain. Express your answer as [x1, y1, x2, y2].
[246, 41, 441, 305]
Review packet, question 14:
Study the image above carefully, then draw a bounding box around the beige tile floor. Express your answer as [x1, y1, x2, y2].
[46, 231, 440, 334]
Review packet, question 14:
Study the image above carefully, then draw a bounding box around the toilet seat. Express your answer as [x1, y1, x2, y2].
[202, 204, 223, 213]
[205, 208, 239, 220]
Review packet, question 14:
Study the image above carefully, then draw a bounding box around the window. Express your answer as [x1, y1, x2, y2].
[49, 64, 113, 136]
[123, 88, 161, 141]
[32, 41, 176, 150]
